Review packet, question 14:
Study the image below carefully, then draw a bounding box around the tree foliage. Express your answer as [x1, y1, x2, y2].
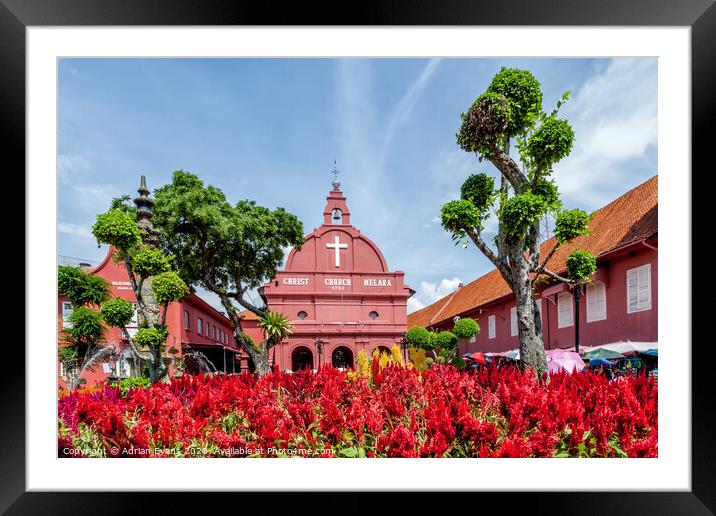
[453, 317, 480, 339]
[486, 67, 543, 135]
[150, 170, 305, 377]
[555, 209, 591, 244]
[151, 271, 188, 305]
[498, 192, 549, 242]
[100, 298, 135, 328]
[405, 326, 432, 350]
[152, 171, 304, 291]
[135, 327, 168, 349]
[566, 249, 597, 281]
[436, 331, 457, 350]
[128, 245, 172, 277]
[457, 92, 511, 157]
[64, 307, 106, 346]
[460, 173, 496, 213]
[92, 209, 142, 252]
[58, 265, 110, 306]
[526, 115, 575, 170]
[258, 311, 293, 345]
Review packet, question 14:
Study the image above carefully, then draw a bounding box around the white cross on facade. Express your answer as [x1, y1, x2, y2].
[326, 235, 348, 267]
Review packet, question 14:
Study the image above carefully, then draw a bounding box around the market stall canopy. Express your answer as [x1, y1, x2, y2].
[580, 341, 657, 356]
[466, 352, 488, 364]
[589, 358, 614, 367]
[582, 348, 625, 360]
[546, 350, 585, 374]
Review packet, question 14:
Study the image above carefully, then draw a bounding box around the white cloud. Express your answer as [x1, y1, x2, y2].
[408, 276, 462, 313]
[555, 58, 657, 209]
[380, 59, 441, 165]
[58, 222, 92, 238]
[334, 59, 442, 251]
[58, 153, 90, 181]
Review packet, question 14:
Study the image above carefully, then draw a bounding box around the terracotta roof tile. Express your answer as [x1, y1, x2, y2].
[408, 175, 658, 328]
[237, 309, 260, 321]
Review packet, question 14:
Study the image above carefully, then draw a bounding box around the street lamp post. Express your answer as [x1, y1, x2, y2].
[573, 284, 583, 354]
[400, 333, 408, 363]
[315, 339, 324, 370]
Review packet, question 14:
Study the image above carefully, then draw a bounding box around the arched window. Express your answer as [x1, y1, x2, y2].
[369, 311, 379, 320]
[297, 311, 308, 320]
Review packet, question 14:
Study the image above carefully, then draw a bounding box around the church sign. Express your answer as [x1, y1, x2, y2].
[363, 278, 392, 287]
[283, 277, 310, 286]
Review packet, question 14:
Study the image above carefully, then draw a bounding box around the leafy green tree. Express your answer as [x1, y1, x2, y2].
[57, 265, 113, 391]
[92, 177, 188, 383]
[442, 67, 596, 376]
[150, 171, 304, 377]
[453, 317, 480, 340]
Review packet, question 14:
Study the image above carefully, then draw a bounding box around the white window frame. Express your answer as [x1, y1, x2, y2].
[488, 315, 496, 339]
[510, 306, 518, 337]
[197, 317, 203, 335]
[627, 264, 652, 313]
[586, 281, 607, 322]
[184, 310, 190, 330]
[557, 292, 574, 328]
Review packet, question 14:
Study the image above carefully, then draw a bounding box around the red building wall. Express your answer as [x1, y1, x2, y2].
[435, 242, 658, 354]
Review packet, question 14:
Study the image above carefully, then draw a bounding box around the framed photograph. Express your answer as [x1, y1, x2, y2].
[6, 0, 715, 513]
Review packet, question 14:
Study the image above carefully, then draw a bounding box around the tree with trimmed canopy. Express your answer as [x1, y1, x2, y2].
[92, 176, 188, 383]
[441, 67, 596, 376]
[150, 170, 304, 377]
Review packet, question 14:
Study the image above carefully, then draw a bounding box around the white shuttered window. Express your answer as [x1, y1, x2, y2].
[510, 307, 518, 336]
[488, 315, 496, 339]
[586, 282, 607, 322]
[627, 264, 652, 313]
[557, 292, 574, 328]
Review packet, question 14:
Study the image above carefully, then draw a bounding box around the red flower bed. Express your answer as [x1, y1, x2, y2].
[57, 362, 657, 458]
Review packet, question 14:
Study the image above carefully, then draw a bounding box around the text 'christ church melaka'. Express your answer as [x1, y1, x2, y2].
[259, 173, 414, 371]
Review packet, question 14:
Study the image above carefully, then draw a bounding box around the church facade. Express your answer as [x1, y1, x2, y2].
[259, 177, 414, 371]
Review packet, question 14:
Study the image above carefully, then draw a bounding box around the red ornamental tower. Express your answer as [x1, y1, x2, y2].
[261, 167, 414, 371]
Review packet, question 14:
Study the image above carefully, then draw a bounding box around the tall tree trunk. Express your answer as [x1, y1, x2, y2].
[242, 340, 270, 377]
[511, 254, 548, 377]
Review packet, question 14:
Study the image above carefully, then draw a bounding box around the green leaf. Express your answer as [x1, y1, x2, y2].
[338, 447, 358, 458]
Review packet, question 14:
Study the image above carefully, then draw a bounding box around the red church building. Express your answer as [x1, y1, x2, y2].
[258, 174, 414, 371]
[408, 175, 658, 355]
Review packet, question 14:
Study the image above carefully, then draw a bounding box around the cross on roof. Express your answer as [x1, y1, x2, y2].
[331, 160, 340, 189]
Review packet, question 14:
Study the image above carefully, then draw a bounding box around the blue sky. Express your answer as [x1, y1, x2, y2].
[58, 58, 657, 313]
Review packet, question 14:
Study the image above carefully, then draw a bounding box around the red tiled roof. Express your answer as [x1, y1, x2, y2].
[408, 175, 658, 328]
[237, 309, 260, 321]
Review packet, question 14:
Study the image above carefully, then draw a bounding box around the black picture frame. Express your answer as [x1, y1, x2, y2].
[4, 0, 714, 514]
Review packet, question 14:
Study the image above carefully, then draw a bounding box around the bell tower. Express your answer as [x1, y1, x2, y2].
[323, 161, 351, 225]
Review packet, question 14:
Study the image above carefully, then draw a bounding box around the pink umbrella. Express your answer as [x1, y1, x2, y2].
[546, 350, 585, 374]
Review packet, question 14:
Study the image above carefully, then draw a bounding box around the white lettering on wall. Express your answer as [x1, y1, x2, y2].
[363, 279, 392, 287]
[324, 278, 351, 286]
[111, 281, 133, 291]
[283, 277, 310, 286]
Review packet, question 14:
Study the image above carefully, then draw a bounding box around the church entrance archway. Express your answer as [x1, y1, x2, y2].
[374, 345, 391, 356]
[331, 346, 354, 369]
[291, 347, 314, 372]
